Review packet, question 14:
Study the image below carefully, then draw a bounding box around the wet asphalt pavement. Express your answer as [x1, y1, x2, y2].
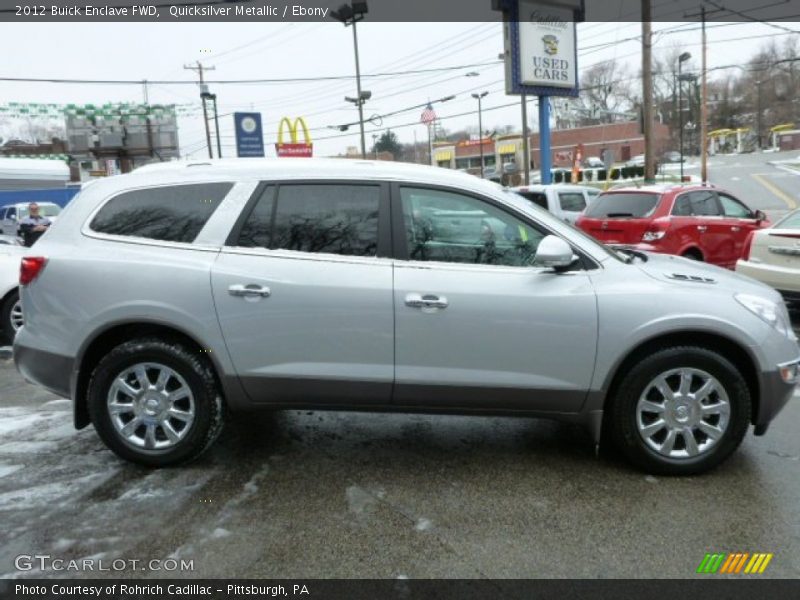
[0, 313, 798, 580]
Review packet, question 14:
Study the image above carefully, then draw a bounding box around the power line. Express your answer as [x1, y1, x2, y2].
[0, 61, 502, 86]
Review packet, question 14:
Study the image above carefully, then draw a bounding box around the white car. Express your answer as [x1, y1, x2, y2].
[0, 202, 61, 237]
[0, 244, 23, 345]
[736, 209, 800, 306]
[510, 184, 600, 224]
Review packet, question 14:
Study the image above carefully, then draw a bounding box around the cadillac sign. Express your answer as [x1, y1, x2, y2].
[502, 0, 580, 96]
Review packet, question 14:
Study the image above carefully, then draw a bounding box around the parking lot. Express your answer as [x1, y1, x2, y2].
[0, 307, 798, 579]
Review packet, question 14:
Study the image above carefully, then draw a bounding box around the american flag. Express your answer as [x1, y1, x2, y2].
[420, 103, 436, 126]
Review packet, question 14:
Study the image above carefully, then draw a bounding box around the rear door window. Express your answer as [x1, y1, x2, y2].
[583, 192, 660, 218]
[235, 183, 380, 257]
[558, 192, 587, 212]
[89, 183, 232, 243]
[688, 191, 721, 216]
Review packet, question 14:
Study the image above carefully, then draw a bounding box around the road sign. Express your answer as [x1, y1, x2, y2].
[234, 112, 265, 158]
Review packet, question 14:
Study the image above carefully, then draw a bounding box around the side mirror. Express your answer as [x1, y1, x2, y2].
[534, 235, 578, 271]
[754, 209, 766, 222]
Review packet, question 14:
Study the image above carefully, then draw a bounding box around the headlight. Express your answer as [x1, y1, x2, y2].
[735, 293, 795, 340]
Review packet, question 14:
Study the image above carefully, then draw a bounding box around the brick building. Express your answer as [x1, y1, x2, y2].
[433, 121, 671, 176]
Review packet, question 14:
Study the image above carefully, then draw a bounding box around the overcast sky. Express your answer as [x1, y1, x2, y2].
[0, 19, 795, 158]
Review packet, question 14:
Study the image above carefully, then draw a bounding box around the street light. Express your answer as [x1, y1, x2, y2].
[200, 84, 222, 159]
[677, 52, 691, 180]
[331, 1, 369, 159]
[472, 91, 489, 178]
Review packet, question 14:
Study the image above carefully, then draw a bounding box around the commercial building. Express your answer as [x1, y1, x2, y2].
[432, 121, 671, 180]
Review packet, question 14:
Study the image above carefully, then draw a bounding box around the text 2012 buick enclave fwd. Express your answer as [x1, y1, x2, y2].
[14, 159, 799, 474]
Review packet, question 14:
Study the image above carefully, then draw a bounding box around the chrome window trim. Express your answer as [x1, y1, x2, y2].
[219, 244, 394, 268]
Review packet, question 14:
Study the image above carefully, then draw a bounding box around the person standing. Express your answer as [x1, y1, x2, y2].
[19, 202, 52, 247]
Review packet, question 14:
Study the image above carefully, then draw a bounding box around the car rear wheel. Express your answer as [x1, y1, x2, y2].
[87, 338, 224, 467]
[681, 249, 703, 261]
[0, 290, 22, 345]
[607, 346, 750, 475]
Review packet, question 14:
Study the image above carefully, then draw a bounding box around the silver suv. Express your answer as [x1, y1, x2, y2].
[14, 159, 799, 474]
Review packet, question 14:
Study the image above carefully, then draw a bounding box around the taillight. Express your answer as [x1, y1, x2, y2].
[20, 256, 47, 285]
[741, 232, 756, 261]
[642, 230, 666, 242]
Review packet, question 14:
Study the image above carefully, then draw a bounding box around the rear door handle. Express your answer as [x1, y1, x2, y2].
[697, 225, 707, 232]
[731, 226, 740, 232]
[405, 293, 449, 310]
[228, 284, 271, 298]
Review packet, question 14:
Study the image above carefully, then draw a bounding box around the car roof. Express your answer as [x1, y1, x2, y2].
[94, 158, 501, 196]
[600, 183, 718, 195]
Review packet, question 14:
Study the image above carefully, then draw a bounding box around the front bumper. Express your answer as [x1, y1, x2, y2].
[755, 358, 799, 428]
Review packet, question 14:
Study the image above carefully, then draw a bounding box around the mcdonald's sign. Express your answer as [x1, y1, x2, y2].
[276, 117, 313, 158]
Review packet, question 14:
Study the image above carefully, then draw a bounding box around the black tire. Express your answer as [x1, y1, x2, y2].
[0, 289, 21, 346]
[681, 249, 703, 261]
[87, 337, 224, 467]
[607, 346, 750, 475]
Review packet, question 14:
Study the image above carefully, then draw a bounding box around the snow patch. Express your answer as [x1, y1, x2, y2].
[211, 528, 231, 539]
[0, 440, 60, 454]
[0, 463, 22, 478]
[414, 518, 433, 532]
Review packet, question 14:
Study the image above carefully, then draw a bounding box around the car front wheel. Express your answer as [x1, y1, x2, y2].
[87, 338, 224, 466]
[608, 346, 750, 475]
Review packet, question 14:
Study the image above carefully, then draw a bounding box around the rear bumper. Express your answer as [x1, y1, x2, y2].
[13, 339, 73, 399]
[736, 260, 800, 296]
[755, 359, 799, 427]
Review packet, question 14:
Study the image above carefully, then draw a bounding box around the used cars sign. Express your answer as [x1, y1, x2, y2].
[518, 1, 577, 89]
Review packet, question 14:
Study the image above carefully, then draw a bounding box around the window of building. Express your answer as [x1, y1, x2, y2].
[90, 183, 232, 243]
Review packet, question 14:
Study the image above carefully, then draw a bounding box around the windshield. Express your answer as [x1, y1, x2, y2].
[583, 192, 660, 219]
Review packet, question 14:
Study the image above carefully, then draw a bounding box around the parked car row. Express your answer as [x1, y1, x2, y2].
[10, 159, 799, 476]
[510, 181, 799, 308]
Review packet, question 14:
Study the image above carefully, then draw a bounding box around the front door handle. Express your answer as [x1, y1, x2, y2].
[697, 225, 707, 232]
[405, 293, 449, 310]
[228, 284, 271, 298]
[731, 226, 741, 232]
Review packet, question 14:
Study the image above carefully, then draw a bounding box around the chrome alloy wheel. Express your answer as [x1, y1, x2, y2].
[10, 298, 23, 331]
[636, 368, 730, 459]
[107, 362, 195, 450]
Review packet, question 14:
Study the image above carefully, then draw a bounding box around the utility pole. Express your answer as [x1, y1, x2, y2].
[521, 94, 530, 185]
[642, 0, 655, 182]
[142, 80, 149, 104]
[685, 5, 723, 183]
[700, 6, 708, 182]
[184, 61, 215, 159]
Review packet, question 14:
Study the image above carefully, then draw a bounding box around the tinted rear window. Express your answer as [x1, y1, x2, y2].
[90, 183, 232, 243]
[583, 192, 660, 218]
[236, 184, 380, 256]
